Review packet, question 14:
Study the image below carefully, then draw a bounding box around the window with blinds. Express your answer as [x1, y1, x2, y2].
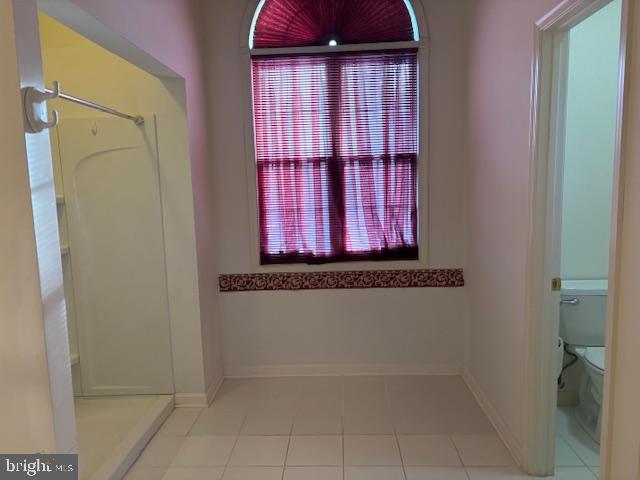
[249, 0, 420, 265]
[252, 50, 418, 264]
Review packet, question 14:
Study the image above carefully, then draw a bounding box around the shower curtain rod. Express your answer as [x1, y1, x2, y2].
[44, 81, 145, 126]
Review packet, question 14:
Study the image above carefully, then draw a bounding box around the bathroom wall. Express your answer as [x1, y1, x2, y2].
[197, 0, 472, 372]
[561, 0, 621, 281]
[40, 0, 224, 398]
[466, 0, 563, 460]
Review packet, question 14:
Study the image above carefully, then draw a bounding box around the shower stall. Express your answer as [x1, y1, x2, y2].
[52, 110, 173, 479]
[53, 112, 173, 398]
[39, 13, 176, 479]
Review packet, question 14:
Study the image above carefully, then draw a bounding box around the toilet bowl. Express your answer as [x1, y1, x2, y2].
[584, 346, 605, 399]
[572, 346, 605, 443]
[559, 280, 607, 444]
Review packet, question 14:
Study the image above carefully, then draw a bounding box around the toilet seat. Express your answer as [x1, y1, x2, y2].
[585, 346, 605, 372]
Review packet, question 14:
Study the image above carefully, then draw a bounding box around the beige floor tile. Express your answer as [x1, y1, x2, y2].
[562, 431, 600, 467]
[344, 466, 405, 480]
[162, 466, 225, 479]
[398, 435, 462, 466]
[452, 435, 514, 467]
[171, 436, 236, 467]
[124, 466, 167, 479]
[293, 405, 342, 435]
[241, 409, 294, 435]
[344, 435, 402, 466]
[555, 437, 585, 467]
[135, 435, 184, 467]
[404, 466, 469, 480]
[392, 415, 434, 435]
[465, 466, 531, 479]
[555, 407, 600, 467]
[343, 407, 394, 435]
[131, 376, 505, 479]
[555, 408, 575, 437]
[229, 436, 289, 466]
[190, 408, 246, 436]
[248, 378, 302, 409]
[389, 379, 493, 435]
[216, 378, 258, 399]
[393, 404, 493, 435]
[157, 409, 202, 436]
[298, 377, 343, 403]
[343, 376, 388, 396]
[343, 395, 389, 413]
[387, 376, 468, 398]
[284, 466, 343, 480]
[554, 467, 598, 480]
[222, 466, 284, 480]
[287, 436, 342, 466]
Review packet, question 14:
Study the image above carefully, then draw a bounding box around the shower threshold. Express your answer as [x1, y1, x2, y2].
[74, 394, 173, 480]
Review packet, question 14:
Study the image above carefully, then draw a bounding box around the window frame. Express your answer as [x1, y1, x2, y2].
[239, 0, 430, 272]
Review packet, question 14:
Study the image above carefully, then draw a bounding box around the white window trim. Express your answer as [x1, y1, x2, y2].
[239, 0, 430, 272]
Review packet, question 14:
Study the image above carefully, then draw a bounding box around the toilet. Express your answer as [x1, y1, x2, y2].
[558, 279, 607, 444]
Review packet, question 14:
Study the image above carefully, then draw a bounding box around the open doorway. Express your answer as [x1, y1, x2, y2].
[554, 0, 622, 475]
[526, 0, 626, 477]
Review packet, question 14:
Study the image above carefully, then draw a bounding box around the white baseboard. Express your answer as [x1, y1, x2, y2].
[174, 392, 209, 408]
[224, 363, 462, 378]
[174, 376, 224, 408]
[463, 368, 524, 465]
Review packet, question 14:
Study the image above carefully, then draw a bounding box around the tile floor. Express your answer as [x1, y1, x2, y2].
[125, 376, 599, 479]
[555, 407, 600, 478]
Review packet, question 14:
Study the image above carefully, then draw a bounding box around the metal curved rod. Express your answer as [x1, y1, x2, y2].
[45, 84, 144, 126]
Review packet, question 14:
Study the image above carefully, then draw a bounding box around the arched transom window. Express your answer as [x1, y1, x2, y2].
[249, 0, 421, 265]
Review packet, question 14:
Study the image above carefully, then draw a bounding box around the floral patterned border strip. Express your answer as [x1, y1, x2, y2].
[219, 269, 464, 292]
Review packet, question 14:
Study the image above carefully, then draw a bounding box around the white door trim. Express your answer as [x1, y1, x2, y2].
[598, 0, 632, 476]
[523, 0, 629, 475]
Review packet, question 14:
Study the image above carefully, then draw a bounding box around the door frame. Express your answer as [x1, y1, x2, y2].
[523, 0, 630, 475]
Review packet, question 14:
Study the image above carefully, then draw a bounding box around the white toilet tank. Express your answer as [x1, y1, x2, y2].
[559, 279, 608, 347]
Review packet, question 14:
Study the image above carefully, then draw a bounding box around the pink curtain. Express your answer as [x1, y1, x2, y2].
[252, 50, 418, 264]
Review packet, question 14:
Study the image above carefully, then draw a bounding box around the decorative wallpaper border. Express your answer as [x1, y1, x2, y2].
[219, 269, 464, 292]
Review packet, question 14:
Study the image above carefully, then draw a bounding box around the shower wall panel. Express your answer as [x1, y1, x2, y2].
[58, 115, 173, 395]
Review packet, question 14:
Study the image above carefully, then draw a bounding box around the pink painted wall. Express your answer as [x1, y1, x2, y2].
[465, 0, 562, 456]
[197, 0, 472, 371]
